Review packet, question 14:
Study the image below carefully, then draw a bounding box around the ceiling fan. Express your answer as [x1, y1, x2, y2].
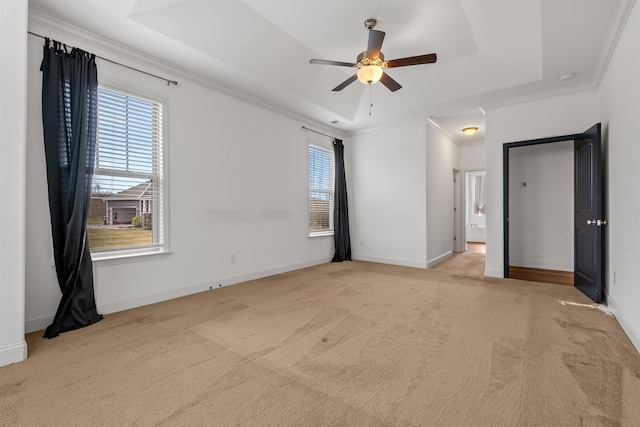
[309, 19, 437, 92]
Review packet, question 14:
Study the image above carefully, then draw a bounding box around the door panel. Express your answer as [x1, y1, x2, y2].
[574, 124, 603, 303]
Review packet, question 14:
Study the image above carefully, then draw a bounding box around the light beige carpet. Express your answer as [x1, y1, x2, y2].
[2, 254, 640, 426]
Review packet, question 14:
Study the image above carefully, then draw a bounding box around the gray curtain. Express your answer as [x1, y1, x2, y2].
[40, 39, 102, 338]
[332, 139, 351, 262]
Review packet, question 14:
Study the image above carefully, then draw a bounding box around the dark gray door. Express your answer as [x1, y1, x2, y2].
[574, 124, 603, 303]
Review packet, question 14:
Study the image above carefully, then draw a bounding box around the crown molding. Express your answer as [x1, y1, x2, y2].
[427, 118, 461, 146]
[479, 82, 597, 112]
[27, 11, 348, 141]
[593, 0, 637, 89]
[348, 115, 431, 137]
[479, 0, 636, 112]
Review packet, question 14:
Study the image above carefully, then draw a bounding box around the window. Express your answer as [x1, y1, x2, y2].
[473, 175, 487, 215]
[87, 87, 166, 256]
[308, 143, 334, 236]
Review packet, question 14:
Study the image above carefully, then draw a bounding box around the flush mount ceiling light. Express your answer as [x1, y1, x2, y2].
[462, 127, 479, 136]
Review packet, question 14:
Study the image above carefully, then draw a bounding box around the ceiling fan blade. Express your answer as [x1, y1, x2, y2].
[367, 30, 385, 59]
[386, 53, 437, 68]
[310, 59, 356, 67]
[332, 75, 358, 91]
[379, 72, 402, 92]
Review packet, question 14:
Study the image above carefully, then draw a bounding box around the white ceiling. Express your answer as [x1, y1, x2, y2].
[28, 0, 632, 143]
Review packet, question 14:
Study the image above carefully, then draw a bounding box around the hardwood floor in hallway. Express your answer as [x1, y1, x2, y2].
[466, 242, 486, 254]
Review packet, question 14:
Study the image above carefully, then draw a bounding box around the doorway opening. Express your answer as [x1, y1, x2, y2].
[502, 135, 578, 285]
[465, 170, 486, 254]
[507, 141, 573, 285]
[502, 125, 603, 303]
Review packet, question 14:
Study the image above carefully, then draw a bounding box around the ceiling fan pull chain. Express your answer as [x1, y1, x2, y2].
[369, 84, 373, 116]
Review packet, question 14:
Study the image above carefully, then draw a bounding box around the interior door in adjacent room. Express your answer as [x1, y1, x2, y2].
[574, 123, 604, 303]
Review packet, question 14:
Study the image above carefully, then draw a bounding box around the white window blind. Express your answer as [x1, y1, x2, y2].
[87, 87, 164, 253]
[308, 143, 334, 235]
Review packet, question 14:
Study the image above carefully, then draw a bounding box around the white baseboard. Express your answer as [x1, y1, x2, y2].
[353, 252, 454, 269]
[97, 257, 331, 315]
[484, 268, 503, 278]
[605, 293, 640, 355]
[0, 340, 28, 367]
[427, 251, 452, 268]
[353, 255, 427, 269]
[25, 257, 332, 333]
[25, 313, 56, 334]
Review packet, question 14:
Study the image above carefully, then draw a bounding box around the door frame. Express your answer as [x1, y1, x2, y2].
[464, 169, 487, 247]
[502, 133, 580, 277]
[453, 168, 464, 252]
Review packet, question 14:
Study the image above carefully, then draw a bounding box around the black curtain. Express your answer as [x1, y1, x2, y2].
[332, 139, 352, 262]
[41, 39, 102, 338]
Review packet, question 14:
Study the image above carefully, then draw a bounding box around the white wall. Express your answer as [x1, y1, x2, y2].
[597, 0, 640, 351]
[426, 123, 460, 266]
[0, 0, 28, 367]
[508, 141, 573, 271]
[349, 121, 460, 268]
[24, 21, 339, 332]
[483, 90, 599, 277]
[460, 142, 486, 171]
[350, 123, 427, 268]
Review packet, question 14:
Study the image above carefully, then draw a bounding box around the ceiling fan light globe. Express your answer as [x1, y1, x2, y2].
[357, 66, 383, 84]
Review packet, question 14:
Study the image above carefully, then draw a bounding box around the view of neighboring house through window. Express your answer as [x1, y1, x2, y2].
[87, 87, 165, 253]
[308, 142, 334, 236]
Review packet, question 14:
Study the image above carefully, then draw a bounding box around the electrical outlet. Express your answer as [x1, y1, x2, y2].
[230, 254, 236, 263]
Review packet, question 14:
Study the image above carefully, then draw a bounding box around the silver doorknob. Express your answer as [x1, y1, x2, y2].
[587, 219, 607, 226]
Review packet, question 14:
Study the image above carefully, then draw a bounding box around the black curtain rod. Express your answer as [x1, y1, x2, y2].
[301, 126, 340, 140]
[28, 31, 178, 86]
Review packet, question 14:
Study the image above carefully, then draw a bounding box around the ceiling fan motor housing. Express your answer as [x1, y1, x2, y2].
[357, 51, 385, 68]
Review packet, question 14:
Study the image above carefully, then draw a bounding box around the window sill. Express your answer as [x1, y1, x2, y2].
[309, 231, 334, 238]
[91, 248, 171, 266]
